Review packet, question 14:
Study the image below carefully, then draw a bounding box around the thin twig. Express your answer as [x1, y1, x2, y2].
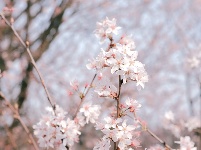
[147, 129, 172, 150]
[0, 92, 39, 150]
[140, 121, 173, 150]
[0, 13, 56, 110]
[73, 74, 97, 118]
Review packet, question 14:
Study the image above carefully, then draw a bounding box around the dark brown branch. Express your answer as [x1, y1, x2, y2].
[0, 92, 39, 150]
[0, 13, 56, 110]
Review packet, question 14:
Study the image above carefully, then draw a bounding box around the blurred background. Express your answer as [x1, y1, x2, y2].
[0, 0, 201, 149]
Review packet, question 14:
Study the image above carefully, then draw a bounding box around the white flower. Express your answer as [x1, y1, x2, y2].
[185, 117, 201, 132]
[74, 113, 86, 127]
[104, 116, 122, 129]
[33, 105, 80, 149]
[94, 17, 121, 43]
[95, 117, 138, 150]
[102, 128, 119, 142]
[80, 101, 101, 124]
[125, 97, 141, 112]
[187, 56, 200, 68]
[94, 78, 118, 98]
[119, 35, 136, 50]
[164, 111, 175, 121]
[148, 144, 166, 150]
[88, 17, 148, 88]
[93, 137, 111, 150]
[118, 134, 132, 150]
[70, 80, 79, 91]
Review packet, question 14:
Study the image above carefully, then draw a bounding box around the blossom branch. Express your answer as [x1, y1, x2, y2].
[73, 73, 97, 118]
[0, 13, 56, 111]
[0, 92, 39, 150]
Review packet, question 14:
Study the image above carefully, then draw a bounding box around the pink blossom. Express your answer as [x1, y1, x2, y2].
[33, 105, 80, 149]
[175, 136, 197, 150]
[79, 101, 101, 124]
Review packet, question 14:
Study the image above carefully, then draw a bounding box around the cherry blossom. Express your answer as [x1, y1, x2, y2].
[70, 80, 79, 91]
[93, 137, 111, 150]
[185, 117, 201, 132]
[33, 105, 80, 149]
[164, 110, 175, 122]
[148, 144, 166, 150]
[79, 101, 101, 124]
[175, 136, 197, 150]
[125, 97, 141, 112]
[94, 17, 121, 43]
[87, 17, 148, 88]
[187, 56, 200, 68]
[94, 117, 140, 150]
[94, 77, 118, 98]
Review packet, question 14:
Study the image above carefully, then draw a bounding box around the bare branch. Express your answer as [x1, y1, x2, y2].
[0, 13, 56, 110]
[0, 92, 39, 150]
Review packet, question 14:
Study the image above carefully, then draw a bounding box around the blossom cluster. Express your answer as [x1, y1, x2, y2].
[123, 97, 141, 113]
[94, 117, 140, 150]
[94, 17, 121, 43]
[175, 136, 197, 150]
[33, 101, 101, 150]
[94, 77, 118, 98]
[87, 17, 148, 88]
[187, 55, 200, 68]
[163, 111, 201, 139]
[33, 106, 80, 149]
[79, 101, 101, 124]
[148, 136, 198, 150]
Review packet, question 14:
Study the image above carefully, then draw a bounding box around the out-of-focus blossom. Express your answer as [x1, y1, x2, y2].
[175, 136, 197, 150]
[187, 56, 200, 68]
[70, 80, 79, 91]
[164, 111, 175, 121]
[163, 123, 181, 138]
[185, 117, 201, 132]
[148, 144, 166, 150]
